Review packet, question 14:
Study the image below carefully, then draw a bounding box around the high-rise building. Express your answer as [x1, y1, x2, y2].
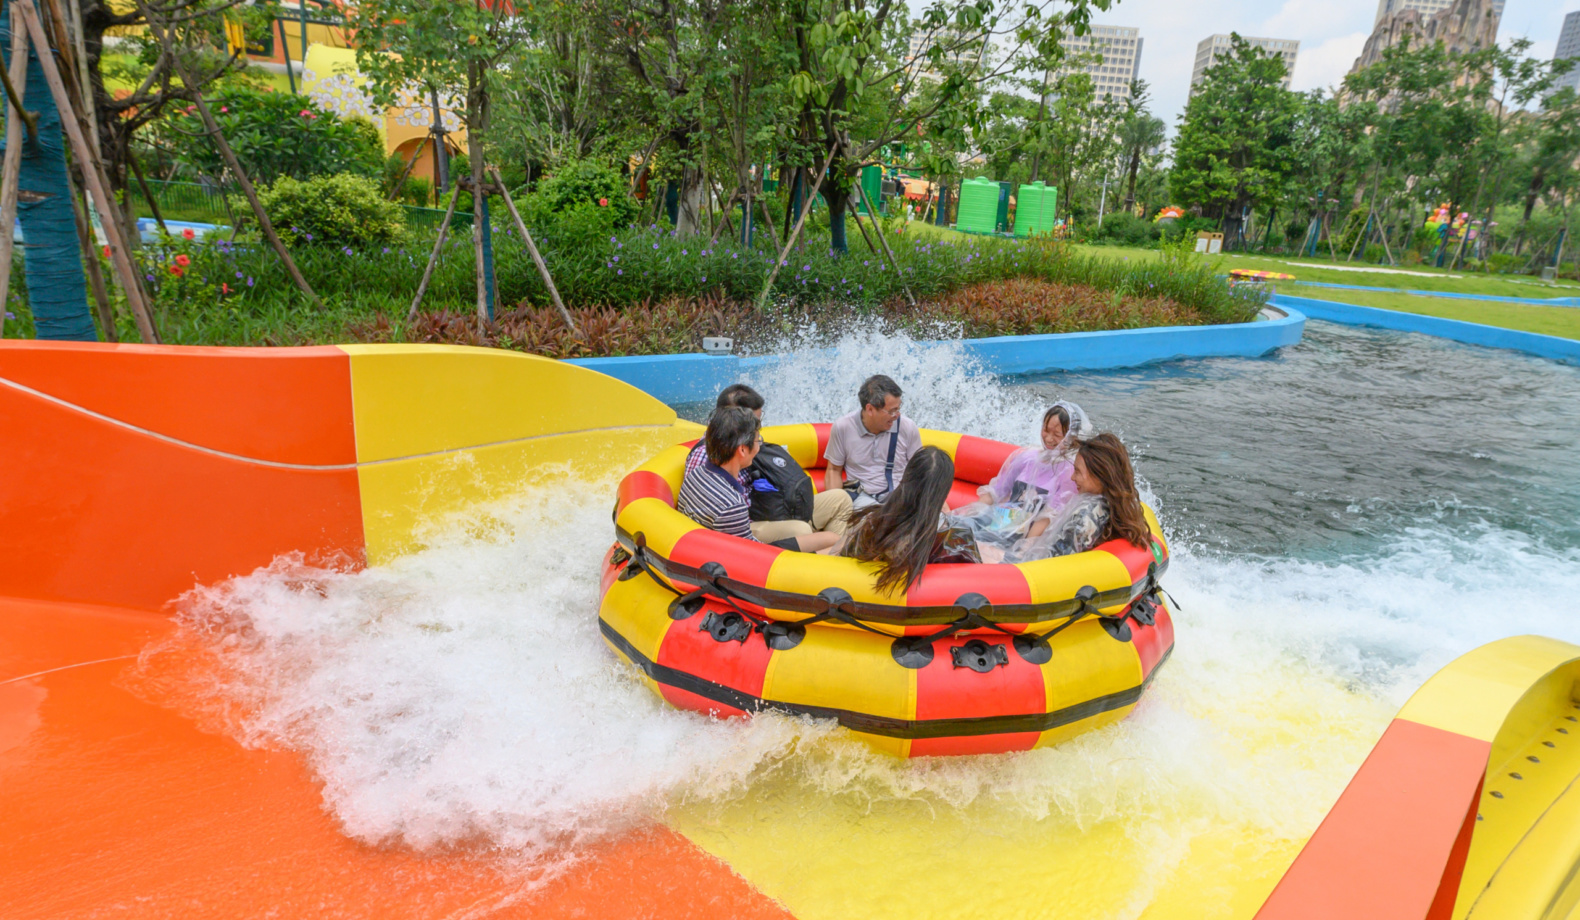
[1190, 34, 1299, 94]
[1351, 0, 1499, 76]
[1048, 24, 1144, 105]
[1551, 11, 1580, 97]
[1374, 0, 1504, 27]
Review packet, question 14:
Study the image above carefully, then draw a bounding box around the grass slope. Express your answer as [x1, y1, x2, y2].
[1277, 286, 1580, 341]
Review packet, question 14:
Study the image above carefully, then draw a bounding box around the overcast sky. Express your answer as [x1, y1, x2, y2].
[1089, 0, 1579, 131]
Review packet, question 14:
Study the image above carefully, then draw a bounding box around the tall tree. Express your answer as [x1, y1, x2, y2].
[352, 0, 532, 318]
[1169, 34, 1300, 247]
[1118, 80, 1164, 212]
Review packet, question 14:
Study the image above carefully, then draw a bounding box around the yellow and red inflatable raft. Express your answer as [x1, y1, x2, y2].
[599, 424, 1175, 757]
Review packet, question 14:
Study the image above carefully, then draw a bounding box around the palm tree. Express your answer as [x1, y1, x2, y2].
[1119, 81, 1166, 214]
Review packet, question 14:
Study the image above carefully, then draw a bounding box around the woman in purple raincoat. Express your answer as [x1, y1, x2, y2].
[952, 401, 1092, 563]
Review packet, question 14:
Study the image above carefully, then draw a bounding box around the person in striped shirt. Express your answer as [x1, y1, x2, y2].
[678, 407, 839, 553]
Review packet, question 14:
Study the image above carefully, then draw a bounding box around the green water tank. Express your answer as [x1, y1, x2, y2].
[855, 165, 883, 215]
[1013, 182, 1059, 237]
[955, 177, 1000, 234]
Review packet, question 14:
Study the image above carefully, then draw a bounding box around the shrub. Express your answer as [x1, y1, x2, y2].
[255, 174, 406, 247]
[1090, 212, 1161, 248]
[527, 158, 640, 229]
[383, 153, 436, 206]
[1485, 252, 1526, 274]
[164, 89, 384, 185]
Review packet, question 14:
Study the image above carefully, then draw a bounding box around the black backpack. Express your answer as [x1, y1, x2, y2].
[745, 443, 814, 523]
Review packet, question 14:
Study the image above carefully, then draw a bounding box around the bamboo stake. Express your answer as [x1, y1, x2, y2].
[492, 165, 576, 334]
[132, 0, 322, 311]
[854, 178, 914, 307]
[386, 133, 429, 202]
[405, 178, 462, 325]
[15, 0, 158, 341]
[0, 16, 30, 330]
[846, 198, 878, 255]
[708, 188, 738, 248]
[69, 172, 116, 340]
[754, 144, 837, 311]
[128, 149, 168, 236]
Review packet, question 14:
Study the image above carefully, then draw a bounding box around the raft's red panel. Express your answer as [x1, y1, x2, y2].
[812, 423, 833, 466]
[618, 470, 675, 512]
[1133, 603, 1175, 679]
[664, 528, 784, 614]
[910, 635, 1045, 756]
[946, 480, 978, 509]
[904, 564, 1032, 635]
[656, 602, 775, 707]
[953, 434, 1017, 486]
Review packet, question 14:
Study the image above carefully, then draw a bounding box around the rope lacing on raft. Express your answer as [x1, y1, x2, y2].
[610, 538, 1175, 671]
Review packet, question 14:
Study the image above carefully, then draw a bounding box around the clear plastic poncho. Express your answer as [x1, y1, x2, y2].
[947, 401, 1094, 563]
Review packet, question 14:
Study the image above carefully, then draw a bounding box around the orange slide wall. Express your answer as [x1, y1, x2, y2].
[0, 341, 787, 919]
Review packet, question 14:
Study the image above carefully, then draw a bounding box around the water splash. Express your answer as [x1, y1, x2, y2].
[129, 324, 1580, 887]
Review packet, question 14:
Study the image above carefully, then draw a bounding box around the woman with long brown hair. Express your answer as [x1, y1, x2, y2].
[828, 446, 979, 593]
[1027, 432, 1151, 558]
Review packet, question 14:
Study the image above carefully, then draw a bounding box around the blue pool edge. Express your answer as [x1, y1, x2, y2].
[568, 305, 1307, 404]
[1275, 295, 1580, 367]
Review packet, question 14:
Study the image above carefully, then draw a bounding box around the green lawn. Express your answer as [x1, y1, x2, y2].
[893, 228, 1580, 339]
[1273, 285, 1580, 340]
[1071, 244, 1580, 299]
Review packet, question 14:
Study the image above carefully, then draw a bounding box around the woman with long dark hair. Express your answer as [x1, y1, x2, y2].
[829, 446, 978, 593]
[1027, 432, 1151, 558]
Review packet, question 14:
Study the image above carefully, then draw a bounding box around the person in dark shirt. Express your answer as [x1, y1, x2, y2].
[677, 407, 838, 553]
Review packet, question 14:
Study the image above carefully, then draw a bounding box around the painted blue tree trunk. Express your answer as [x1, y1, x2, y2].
[1, 2, 95, 340]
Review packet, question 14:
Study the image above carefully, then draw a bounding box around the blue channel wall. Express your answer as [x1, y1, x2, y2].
[568, 307, 1306, 405]
[1273, 294, 1580, 366]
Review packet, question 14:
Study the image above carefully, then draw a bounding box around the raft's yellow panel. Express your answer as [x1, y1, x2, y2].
[764, 423, 821, 468]
[919, 428, 962, 459]
[617, 498, 702, 558]
[1035, 618, 1146, 747]
[1019, 550, 1135, 615]
[599, 571, 676, 697]
[760, 625, 915, 757]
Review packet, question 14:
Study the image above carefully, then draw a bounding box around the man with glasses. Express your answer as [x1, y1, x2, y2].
[823, 374, 923, 509]
[677, 407, 839, 552]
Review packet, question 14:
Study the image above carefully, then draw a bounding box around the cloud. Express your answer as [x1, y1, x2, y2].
[1292, 32, 1371, 93]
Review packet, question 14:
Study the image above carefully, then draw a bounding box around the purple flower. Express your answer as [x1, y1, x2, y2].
[383, 247, 391, 254]
[653, 243, 660, 249]
[343, 247, 354, 256]
[618, 269, 623, 275]
[235, 271, 243, 279]
[682, 249, 687, 255]
[801, 264, 809, 272]
[145, 274, 155, 281]
[610, 236, 617, 244]
[3, 311, 12, 320]
[701, 276, 706, 282]
[247, 277, 255, 287]
[304, 233, 313, 241]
